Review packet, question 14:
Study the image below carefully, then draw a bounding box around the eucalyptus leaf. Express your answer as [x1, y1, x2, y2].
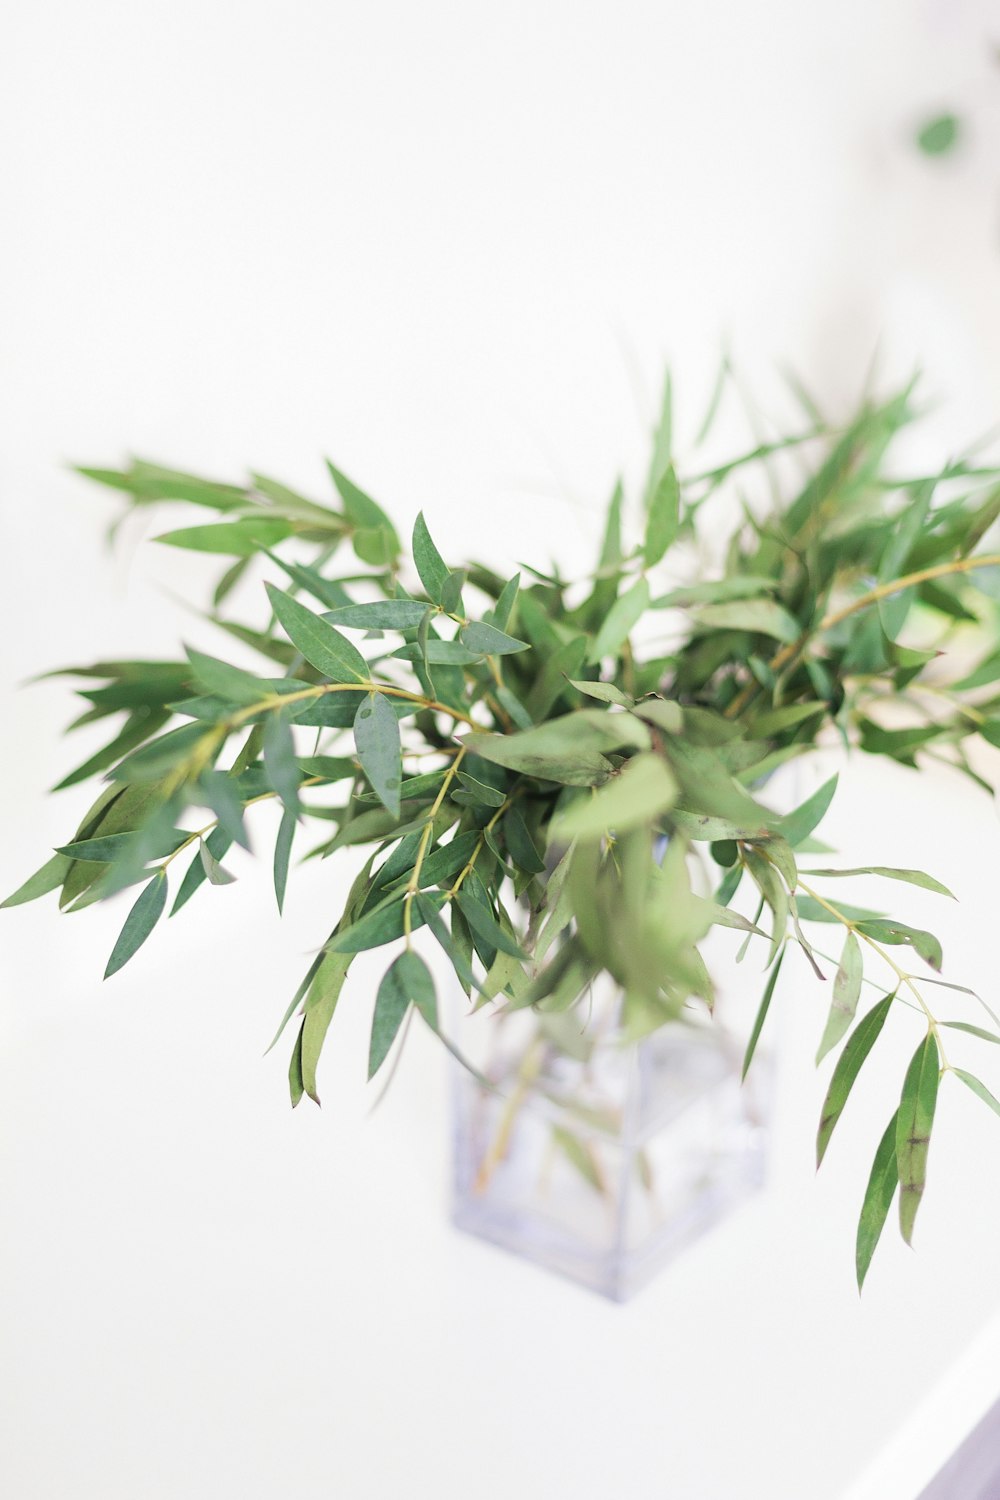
[265, 584, 370, 683]
[353, 692, 402, 818]
[817, 994, 894, 1165]
[104, 872, 168, 978]
[896, 1034, 940, 1244]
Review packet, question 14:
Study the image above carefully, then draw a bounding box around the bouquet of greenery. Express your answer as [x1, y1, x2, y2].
[7, 371, 1000, 1287]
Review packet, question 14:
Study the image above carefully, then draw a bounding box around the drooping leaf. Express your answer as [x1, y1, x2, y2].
[856, 1110, 900, 1291]
[953, 1068, 1000, 1120]
[171, 827, 232, 915]
[455, 889, 526, 959]
[273, 806, 296, 913]
[262, 712, 300, 815]
[104, 872, 168, 978]
[326, 891, 443, 954]
[896, 1034, 940, 1244]
[265, 584, 369, 682]
[551, 754, 678, 842]
[353, 692, 402, 818]
[199, 769, 250, 850]
[368, 950, 437, 1079]
[454, 771, 505, 808]
[199, 838, 237, 887]
[503, 806, 545, 874]
[816, 931, 863, 1064]
[301, 948, 353, 1103]
[817, 994, 894, 1165]
[742, 947, 785, 1080]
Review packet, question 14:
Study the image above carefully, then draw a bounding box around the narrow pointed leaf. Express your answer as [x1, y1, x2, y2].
[817, 994, 894, 1165]
[104, 873, 168, 978]
[802, 866, 956, 900]
[199, 839, 237, 886]
[2, 853, 71, 908]
[199, 769, 250, 850]
[324, 600, 429, 630]
[273, 806, 296, 913]
[353, 692, 402, 818]
[896, 1034, 940, 1244]
[265, 584, 369, 682]
[368, 950, 436, 1079]
[816, 931, 863, 1064]
[856, 1110, 900, 1291]
[455, 890, 525, 959]
[742, 947, 785, 1080]
[643, 463, 680, 566]
[778, 775, 838, 847]
[263, 712, 300, 814]
[953, 1068, 1000, 1120]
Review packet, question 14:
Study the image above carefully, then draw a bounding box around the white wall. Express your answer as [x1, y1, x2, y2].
[3, 4, 1000, 1497]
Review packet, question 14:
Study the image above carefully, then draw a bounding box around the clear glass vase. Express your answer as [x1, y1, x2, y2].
[451, 984, 772, 1301]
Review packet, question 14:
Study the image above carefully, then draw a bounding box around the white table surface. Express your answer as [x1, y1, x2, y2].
[3, 4, 1000, 1496]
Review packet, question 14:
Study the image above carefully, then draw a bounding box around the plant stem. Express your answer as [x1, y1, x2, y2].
[725, 551, 1000, 718]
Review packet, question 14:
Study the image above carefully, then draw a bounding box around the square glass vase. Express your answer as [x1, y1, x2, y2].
[451, 1001, 772, 1302]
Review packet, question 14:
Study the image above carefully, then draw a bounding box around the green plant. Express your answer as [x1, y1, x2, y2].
[7, 371, 1000, 1288]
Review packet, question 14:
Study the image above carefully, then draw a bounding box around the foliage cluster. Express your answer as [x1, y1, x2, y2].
[8, 372, 1000, 1284]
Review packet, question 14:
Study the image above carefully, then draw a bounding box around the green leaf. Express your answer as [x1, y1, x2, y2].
[856, 1110, 900, 1291]
[953, 1068, 1000, 1120]
[856, 919, 942, 971]
[643, 463, 680, 567]
[324, 600, 430, 631]
[265, 584, 369, 682]
[184, 647, 270, 707]
[56, 831, 185, 863]
[353, 692, 402, 818]
[454, 771, 505, 808]
[389, 640, 479, 666]
[817, 994, 894, 1165]
[551, 753, 678, 842]
[587, 576, 650, 664]
[198, 838, 236, 886]
[414, 891, 478, 994]
[171, 827, 232, 915]
[273, 806, 296, 913]
[455, 890, 525, 959]
[778, 775, 838, 847]
[368, 950, 436, 1079]
[156, 517, 292, 555]
[816, 931, 864, 1064]
[569, 680, 633, 707]
[199, 769, 250, 850]
[2, 853, 71, 908]
[490, 572, 520, 631]
[461, 730, 613, 788]
[802, 866, 955, 900]
[896, 1034, 940, 1244]
[288, 1021, 305, 1108]
[412, 512, 449, 603]
[460, 621, 529, 656]
[262, 712, 300, 814]
[940, 1021, 1000, 1044]
[104, 872, 168, 978]
[742, 948, 785, 1080]
[916, 113, 959, 156]
[301, 949, 353, 1104]
[327, 892, 443, 953]
[503, 806, 545, 874]
[326, 461, 400, 563]
[440, 569, 467, 617]
[694, 599, 801, 643]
